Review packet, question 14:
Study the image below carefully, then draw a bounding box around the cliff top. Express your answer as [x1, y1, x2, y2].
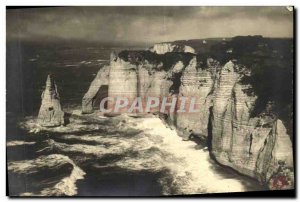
[118, 50, 195, 72]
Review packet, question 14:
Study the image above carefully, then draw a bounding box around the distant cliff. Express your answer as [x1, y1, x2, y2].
[82, 36, 294, 189]
[150, 42, 195, 54]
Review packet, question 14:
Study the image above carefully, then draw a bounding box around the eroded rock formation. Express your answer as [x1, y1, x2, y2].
[210, 61, 294, 189]
[82, 38, 294, 189]
[176, 57, 216, 137]
[38, 75, 64, 127]
[82, 65, 110, 113]
[108, 55, 138, 113]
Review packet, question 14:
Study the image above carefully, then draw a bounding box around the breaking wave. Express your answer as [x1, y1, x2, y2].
[8, 114, 264, 196]
[8, 154, 85, 196]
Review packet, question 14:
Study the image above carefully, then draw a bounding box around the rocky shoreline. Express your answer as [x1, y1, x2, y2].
[7, 36, 294, 196]
[82, 37, 294, 190]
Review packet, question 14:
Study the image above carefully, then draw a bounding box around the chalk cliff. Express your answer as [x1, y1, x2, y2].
[82, 37, 294, 189]
[176, 57, 217, 137]
[108, 54, 138, 113]
[150, 43, 195, 54]
[210, 61, 294, 189]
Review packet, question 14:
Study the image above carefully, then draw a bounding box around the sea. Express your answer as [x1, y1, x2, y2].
[6, 40, 266, 196]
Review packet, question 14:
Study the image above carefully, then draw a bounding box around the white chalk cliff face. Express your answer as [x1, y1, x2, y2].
[176, 57, 216, 137]
[210, 61, 294, 189]
[150, 43, 195, 54]
[108, 54, 138, 113]
[137, 61, 173, 113]
[82, 45, 294, 190]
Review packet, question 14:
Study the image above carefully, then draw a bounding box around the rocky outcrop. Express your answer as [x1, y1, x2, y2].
[176, 57, 216, 138]
[82, 44, 294, 189]
[37, 75, 64, 127]
[266, 120, 294, 189]
[210, 61, 294, 189]
[108, 55, 138, 113]
[150, 43, 195, 54]
[82, 65, 109, 113]
[137, 61, 173, 113]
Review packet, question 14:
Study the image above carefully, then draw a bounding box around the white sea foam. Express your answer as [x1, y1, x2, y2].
[44, 115, 261, 195]
[8, 154, 85, 196]
[65, 64, 79, 67]
[117, 116, 254, 194]
[16, 114, 262, 195]
[7, 140, 35, 147]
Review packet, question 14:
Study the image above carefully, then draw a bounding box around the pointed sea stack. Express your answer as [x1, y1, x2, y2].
[37, 75, 65, 127]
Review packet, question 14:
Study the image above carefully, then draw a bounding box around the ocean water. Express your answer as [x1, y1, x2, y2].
[6, 42, 266, 196]
[7, 41, 131, 116]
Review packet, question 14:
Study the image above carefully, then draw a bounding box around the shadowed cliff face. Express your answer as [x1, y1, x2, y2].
[210, 61, 293, 190]
[82, 36, 294, 190]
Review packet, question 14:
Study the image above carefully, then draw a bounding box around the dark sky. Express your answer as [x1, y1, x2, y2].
[6, 6, 293, 44]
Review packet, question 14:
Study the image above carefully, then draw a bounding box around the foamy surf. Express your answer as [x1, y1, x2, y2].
[7, 140, 35, 147]
[8, 154, 85, 196]
[121, 115, 262, 194]
[11, 113, 263, 196]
